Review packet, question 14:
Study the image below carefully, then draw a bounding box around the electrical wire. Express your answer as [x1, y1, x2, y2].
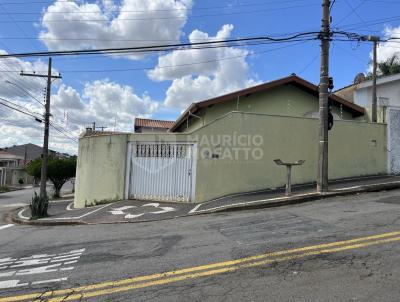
[0, 97, 43, 117]
[0, 99, 42, 120]
[49, 122, 78, 143]
[4, 80, 45, 106]
[0, 0, 318, 14]
[0, 3, 319, 23]
[332, 0, 367, 27]
[0, 33, 320, 59]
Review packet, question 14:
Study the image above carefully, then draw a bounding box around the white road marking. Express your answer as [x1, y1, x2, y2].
[0, 248, 85, 289]
[58, 249, 85, 255]
[0, 224, 14, 231]
[188, 204, 201, 214]
[66, 202, 74, 211]
[109, 206, 137, 216]
[189, 181, 400, 214]
[51, 256, 80, 263]
[0, 280, 28, 289]
[39, 203, 113, 220]
[17, 208, 30, 220]
[141, 203, 160, 207]
[60, 267, 74, 271]
[16, 263, 61, 276]
[109, 203, 177, 220]
[31, 277, 67, 285]
[188, 195, 301, 214]
[0, 203, 27, 208]
[50, 199, 74, 204]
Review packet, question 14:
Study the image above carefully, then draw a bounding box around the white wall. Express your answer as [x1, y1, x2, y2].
[354, 78, 400, 122]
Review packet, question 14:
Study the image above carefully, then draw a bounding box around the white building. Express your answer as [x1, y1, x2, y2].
[0, 151, 28, 187]
[336, 73, 400, 123]
[336, 73, 400, 174]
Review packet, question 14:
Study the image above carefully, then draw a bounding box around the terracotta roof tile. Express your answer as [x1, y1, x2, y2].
[134, 118, 175, 129]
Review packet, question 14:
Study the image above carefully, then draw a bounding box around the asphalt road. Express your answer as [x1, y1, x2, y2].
[1, 189, 400, 301]
[0, 182, 73, 222]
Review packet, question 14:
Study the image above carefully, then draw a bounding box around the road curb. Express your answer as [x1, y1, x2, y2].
[8, 181, 400, 226]
[10, 207, 87, 226]
[206, 181, 400, 214]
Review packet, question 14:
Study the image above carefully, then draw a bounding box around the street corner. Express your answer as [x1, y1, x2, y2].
[82, 199, 195, 224]
[10, 200, 84, 226]
[10, 198, 199, 226]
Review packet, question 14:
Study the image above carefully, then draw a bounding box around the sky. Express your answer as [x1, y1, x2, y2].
[0, 0, 399, 155]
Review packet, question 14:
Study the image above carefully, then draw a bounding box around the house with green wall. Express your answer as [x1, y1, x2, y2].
[169, 74, 365, 133]
[74, 75, 392, 208]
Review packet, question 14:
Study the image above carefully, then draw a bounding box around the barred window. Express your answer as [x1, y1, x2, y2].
[134, 144, 189, 158]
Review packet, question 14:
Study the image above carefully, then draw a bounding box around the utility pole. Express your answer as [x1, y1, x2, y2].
[21, 57, 62, 199]
[360, 36, 380, 122]
[317, 0, 331, 193]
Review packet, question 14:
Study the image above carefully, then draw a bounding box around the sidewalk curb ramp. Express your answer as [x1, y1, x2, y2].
[9, 181, 400, 226]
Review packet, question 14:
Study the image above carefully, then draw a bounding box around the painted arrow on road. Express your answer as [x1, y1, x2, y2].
[109, 203, 176, 219]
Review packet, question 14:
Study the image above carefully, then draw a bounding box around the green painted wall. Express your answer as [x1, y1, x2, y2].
[74, 134, 129, 208]
[177, 85, 356, 133]
[74, 112, 387, 207]
[191, 112, 387, 202]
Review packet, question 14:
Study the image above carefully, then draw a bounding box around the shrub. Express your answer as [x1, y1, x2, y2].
[30, 192, 49, 219]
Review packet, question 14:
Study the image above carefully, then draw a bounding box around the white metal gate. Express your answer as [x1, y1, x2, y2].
[127, 143, 196, 202]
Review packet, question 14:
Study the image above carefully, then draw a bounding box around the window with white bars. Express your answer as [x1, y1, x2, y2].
[134, 144, 190, 158]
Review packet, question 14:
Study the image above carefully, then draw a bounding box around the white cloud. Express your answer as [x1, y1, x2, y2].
[148, 25, 259, 110]
[0, 50, 53, 100]
[50, 79, 159, 136]
[1, 76, 159, 154]
[376, 26, 400, 62]
[148, 24, 235, 80]
[39, 0, 192, 59]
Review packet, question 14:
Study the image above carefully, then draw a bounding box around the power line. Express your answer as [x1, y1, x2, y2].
[0, 0, 319, 14]
[0, 3, 320, 23]
[333, 0, 367, 27]
[330, 0, 337, 11]
[49, 122, 78, 143]
[53, 41, 317, 73]
[4, 80, 45, 106]
[0, 98, 42, 120]
[0, 33, 321, 59]
[0, 4, 41, 52]
[338, 14, 400, 31]
[341, 0, 374, 32]
[0, 97, 43, 117]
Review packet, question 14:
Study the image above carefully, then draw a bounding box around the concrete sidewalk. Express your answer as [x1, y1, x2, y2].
[9, 175, 400, 226]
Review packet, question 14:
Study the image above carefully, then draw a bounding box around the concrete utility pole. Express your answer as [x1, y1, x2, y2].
[21, 57, 62, 199]
[371, 36, 380, 123]
[317, 0, 331, 193]
[360, 35, 380, 122]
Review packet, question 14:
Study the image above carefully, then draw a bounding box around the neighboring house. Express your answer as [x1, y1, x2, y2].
[0, 151, 32, 187]
[134, 118, 174, 133]
[336, 73, 400, 174]
[74, 74, 393, 208]
[5, 143, 58, 163]
[335, 73, 400, 123]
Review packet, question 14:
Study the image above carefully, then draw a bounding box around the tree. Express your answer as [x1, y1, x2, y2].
[366, 54, 400, 79]
[25, 158, 41, 185]
[48, 157, 77, 198]
[26, 156, 77, 198]
[378, 54, 400, 76]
